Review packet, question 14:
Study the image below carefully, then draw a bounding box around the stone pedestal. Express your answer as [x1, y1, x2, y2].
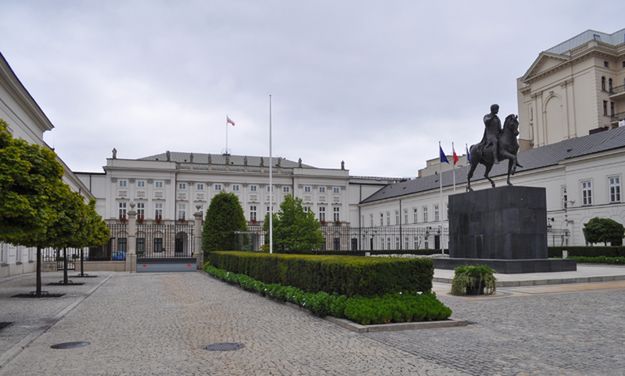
[434, 186, 576, 273]
[194, 211, 204, 270]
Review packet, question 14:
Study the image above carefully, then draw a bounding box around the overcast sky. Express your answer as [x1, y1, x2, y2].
[1, 1, 624, 177]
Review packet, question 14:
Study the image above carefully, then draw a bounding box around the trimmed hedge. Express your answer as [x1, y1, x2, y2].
[204, 264, 452, 325]
[570, 256, 625, 265]
[549, 246, 625, 258]
[209, 251, 433, 296]
[276, 249, 448, 256]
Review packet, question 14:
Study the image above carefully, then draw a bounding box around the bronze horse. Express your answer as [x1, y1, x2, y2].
[466, 114, 522, 191]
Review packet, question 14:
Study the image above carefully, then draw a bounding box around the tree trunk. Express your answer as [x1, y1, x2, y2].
[63, 247, 68, 284]
[36, 246, 42, 296]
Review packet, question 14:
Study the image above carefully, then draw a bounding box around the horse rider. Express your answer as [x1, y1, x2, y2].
[480, 104, 502, 163]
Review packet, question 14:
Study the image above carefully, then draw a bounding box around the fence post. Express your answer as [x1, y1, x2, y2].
[194, 210, 204, 270]
[126, 207, 137, 273]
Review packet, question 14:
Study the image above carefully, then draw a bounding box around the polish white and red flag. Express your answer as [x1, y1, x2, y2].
[226, 116, 235, 126]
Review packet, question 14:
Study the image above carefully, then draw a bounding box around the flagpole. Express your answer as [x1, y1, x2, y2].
[439, 141, 444, 254]
[225, 116, 229, 154]
[269, 95, 273, 254]
[452, 142, 456, 192]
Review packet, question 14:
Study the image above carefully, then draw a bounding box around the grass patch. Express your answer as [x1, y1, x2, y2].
[570, 256, 625, 265]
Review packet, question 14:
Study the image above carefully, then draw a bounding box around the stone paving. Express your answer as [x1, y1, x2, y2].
[0, 273, 462, 376]
[1, 271, 625, 375]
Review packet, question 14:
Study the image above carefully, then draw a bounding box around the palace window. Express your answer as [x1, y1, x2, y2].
[404, 209, 408, 224]
[250, 206, 257, 221]
[609, 78, 613, 93]
[611, 102, 615, 116]
[304, 186, 311, 193]
[609, 176, 621, 203]
[434, 204, 440, 222]
[602, 76, 606, 91]
[118, 202, 127, 219]
[283, 186, 290, 193]
[155, 180, 164, 188]
[603, 101, 608, 116]
[386, 211, 390, 226]
[137, 202, 145, 219]
[319, 186, 326, 193]
[232, 184, 240, 192]
[154, 203, 163, 219]
[119, 179, 128, 188]
[413, 208, 418, 223]
[178, 182, 187, 190]
[581, 180, 593, 206]
[319, 207, 326, 222]
[214, 184, 222, 191]
[250, 185, 257, 192]
[304, 206, 311, 213]
[422, 206, 428, 222]
[137, 180, 145, 188]
[380, 213, 384, 226]
[196, 183, 204, 191]
[333, 186, 340, 194]
[177, 203, 187, 221]
[395, 210, 399, 225]
[333, 207, 340, 222]
[370, 214, 374, 227]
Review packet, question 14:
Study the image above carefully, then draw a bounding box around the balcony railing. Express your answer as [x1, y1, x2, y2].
[611, 111, 625, 125]
[609, 85, 625, 98]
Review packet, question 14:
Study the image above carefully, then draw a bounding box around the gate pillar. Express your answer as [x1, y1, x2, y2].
[194, 209, 204, 270]
[126, 206, 137, 273]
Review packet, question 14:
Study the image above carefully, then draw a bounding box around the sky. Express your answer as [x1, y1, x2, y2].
[1, 1, 624, 177]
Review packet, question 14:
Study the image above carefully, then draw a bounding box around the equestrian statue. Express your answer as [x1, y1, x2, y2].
[466, 104, 522, 191]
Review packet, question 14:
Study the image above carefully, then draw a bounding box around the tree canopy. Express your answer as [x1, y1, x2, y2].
[202, 192, 247, 253]
[583, 217, 624, 246]
[264, 195, 324, 251]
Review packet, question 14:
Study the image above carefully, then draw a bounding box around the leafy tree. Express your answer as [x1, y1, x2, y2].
[0, 119, 67, 295]
[202, 192, 247, 253]
[263, 195, 324, 251]
[583, 217, 625, 246]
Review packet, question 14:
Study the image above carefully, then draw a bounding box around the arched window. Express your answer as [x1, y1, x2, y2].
[609, 78, 613, 93]
[601, 76, 606, 91]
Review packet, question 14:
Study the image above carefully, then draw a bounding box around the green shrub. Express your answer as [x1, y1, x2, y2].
[209, 251, 433, 296]
[204, 264, 451, 325]
[549, 246, 625, 258]
[451, 265, 496, 296]
[570, 256, 625, 265]
[583, 217, 624, 246]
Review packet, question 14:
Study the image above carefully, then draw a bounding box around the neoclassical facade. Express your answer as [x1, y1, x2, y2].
[517, 28, 625, 151]
[76, 152, 394, 230]
[0, 52, 92, 277]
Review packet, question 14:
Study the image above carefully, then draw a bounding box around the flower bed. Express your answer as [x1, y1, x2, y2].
[204, 264, 452, 325]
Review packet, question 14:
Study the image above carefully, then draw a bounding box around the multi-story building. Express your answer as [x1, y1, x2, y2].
[517, 28, 625, 151]
[0, 52, 93, 277]
[76, 152, 395, 251]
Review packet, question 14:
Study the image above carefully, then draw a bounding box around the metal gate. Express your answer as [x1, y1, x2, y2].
[136, 223, 196, 272]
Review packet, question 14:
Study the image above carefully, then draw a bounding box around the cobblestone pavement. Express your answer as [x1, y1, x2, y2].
[0, 273, 464, 376]
[368, 283, 625, 376]
[0, 272, 110, 362]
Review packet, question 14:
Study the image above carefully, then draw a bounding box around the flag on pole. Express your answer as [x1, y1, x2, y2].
[226, 116, 235, 126]
[452, 143, 459, 165]
[466, 144, 472, 163]
[439, 144, 449, 164]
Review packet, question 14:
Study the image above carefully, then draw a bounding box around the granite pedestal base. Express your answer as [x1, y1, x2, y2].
[433, 258, 577, 274]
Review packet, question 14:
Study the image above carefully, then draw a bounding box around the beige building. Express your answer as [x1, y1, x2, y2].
[1, 52, 93, 277]
[517, 28, 625, 151]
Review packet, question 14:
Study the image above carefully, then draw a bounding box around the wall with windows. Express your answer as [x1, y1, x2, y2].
[359, 148, 625, 247]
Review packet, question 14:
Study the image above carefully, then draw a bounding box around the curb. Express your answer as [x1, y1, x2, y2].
[0, 274, 112, 370]
[325, 316, 470, 333]
[434, 274, 625, 287]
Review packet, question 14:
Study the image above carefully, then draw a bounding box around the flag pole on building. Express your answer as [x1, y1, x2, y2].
[452, 142, 459, 192]
[268, 95, 273, 254]
[225, 116, 235, 154]
[439, 142, 449, 253]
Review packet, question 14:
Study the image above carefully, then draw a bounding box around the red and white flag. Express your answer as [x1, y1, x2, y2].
[226, 116, 235, 126]
[452, 143, 459, 165]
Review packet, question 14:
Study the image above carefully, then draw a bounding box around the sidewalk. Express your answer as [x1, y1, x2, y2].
[0, 272, 111, 369]
[434, 264, 625, 286]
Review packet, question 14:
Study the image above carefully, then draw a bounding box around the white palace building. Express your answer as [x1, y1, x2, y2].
[2, 28, 625, 276]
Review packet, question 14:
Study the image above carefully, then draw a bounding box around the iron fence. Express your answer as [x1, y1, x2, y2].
[136, 223, 195, 259]
[234, 225, 450, 252]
